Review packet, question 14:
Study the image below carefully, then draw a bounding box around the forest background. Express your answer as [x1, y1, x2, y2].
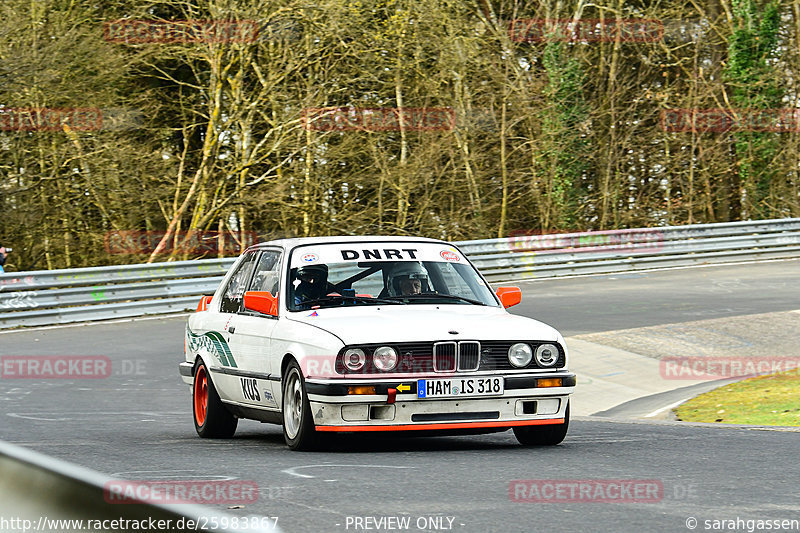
[1, 0, 799, 271]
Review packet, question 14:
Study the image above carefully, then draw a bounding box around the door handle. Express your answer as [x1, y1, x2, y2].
[229, 326, 236, 334]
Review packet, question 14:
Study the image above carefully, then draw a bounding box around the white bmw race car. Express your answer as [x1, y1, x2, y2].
[180, 236, 575, 450]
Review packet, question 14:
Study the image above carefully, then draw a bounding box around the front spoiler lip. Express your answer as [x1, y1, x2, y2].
[316, 418, 566, 432]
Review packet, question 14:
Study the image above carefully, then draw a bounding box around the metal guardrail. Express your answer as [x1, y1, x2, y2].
[461, 218, 800, 281]
[0, 439, 280, 533]
[1, 218, 798, 329]
[0, 259, 232, 328]
[0, 258, 233, 291]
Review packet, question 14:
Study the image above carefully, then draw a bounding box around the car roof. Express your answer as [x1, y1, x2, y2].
[246, 235, 450, 252]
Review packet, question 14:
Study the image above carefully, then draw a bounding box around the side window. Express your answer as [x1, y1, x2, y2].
[249, 251, 282, 295]
[220, 252, 258, 314]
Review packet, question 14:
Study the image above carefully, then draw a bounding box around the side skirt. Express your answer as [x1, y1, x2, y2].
[221, 400, 283, 424]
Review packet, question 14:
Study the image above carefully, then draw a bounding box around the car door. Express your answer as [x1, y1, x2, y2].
[208, 250, 259, 402]
[226, 248, 282, 409]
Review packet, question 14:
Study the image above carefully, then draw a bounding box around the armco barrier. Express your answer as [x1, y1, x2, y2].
[1, 218, 798, 329]
[458, 218, 800, 281]
[0, 260, 233, 328]
[0, 439, 280, 533]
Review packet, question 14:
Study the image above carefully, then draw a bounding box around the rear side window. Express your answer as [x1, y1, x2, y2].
[220, 252, 258, 313]
[249, 251, 282, 295]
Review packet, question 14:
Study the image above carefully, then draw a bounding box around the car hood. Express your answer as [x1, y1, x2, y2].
[286, 305, 559, 344]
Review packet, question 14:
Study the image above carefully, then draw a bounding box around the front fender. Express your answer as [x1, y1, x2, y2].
[183, 318, 231, 385]
[273, 318, 345, 379]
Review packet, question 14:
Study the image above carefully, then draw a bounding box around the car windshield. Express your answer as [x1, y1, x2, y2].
[287, 242, 498, 311]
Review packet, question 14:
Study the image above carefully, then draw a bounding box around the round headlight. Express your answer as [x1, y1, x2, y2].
[344, 348, 366, 371]
[373, 346, 398, 372]
[508, 343, 533, 368]
[535, 344, 559, 367]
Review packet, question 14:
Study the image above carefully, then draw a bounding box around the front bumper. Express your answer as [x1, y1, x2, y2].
[179, 361, 194, 385]
[305, 372, 575, 432]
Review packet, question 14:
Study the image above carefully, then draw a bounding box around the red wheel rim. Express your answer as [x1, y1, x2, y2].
[193, 366, 208, 426]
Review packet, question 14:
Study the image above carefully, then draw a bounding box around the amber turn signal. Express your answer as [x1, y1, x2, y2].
[537, 378, 563, 388]
[347, 386, 377, 395]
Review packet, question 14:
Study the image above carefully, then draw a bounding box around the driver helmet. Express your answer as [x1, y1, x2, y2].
[387, 262, 429, 296]
[293, 264, 329, 300]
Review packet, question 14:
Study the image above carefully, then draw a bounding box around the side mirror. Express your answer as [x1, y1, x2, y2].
[196, 295, 213, 312]
[495, 286, 522, 309]
[243, 291, 279, 317]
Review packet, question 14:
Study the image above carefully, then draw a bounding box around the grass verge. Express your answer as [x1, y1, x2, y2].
[674, 370, 800, 426]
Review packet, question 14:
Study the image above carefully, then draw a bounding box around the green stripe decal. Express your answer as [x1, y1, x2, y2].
[207, 331, 237, 368]
[186, 327, 238, 368]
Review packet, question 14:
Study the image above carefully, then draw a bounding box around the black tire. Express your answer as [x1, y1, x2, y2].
[193, 361, 238, 438]
[282, 360, 318, 451]
[513, 403, 570, 446]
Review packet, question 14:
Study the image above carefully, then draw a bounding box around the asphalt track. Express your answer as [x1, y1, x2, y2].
[1, 260, 799, 533]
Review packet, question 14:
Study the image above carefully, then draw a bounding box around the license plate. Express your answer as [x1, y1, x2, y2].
[417, 377, 504, 398]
